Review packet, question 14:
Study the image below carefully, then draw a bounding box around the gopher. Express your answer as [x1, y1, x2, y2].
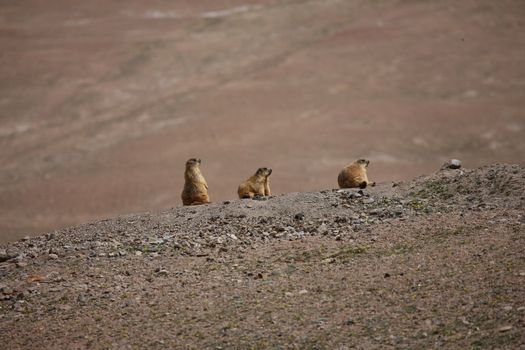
[238, 167, 272, 199]
[338, 159, 375, 189]
[181, 158, 210, 206]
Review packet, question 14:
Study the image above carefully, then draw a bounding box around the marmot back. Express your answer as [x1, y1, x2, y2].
[181, 158, 210, 205]
[338, 159, 374, 189]
[238, 167, 272, 199]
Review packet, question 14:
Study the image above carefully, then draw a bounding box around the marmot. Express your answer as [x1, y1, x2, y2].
[181, 158, 210, 206]
[338, 159, 375, 189]
[237, 167, 272, 199]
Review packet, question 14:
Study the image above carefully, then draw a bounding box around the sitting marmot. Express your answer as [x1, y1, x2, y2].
[181, 158, 210, 205]
[238, 167, 272, 199]
[338, 159, 375, 189]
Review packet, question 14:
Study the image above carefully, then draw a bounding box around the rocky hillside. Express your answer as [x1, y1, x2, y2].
[1, 163, 524, 349]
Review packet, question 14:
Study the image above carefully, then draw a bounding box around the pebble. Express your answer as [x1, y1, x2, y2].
[498, 325, 513, 332]
[369, 209, 380, 215]
[363, 197, 375, 204]
[0, 250, 19, 262]
[149, 238, 165, 245]
[317, 223, 328, 234]
[294, 213, 305, 221]
[344, 318, 355, 325]
[441, 159, 462, 170]
[48, 253, 59, 260]
[156, 269, 169, 276]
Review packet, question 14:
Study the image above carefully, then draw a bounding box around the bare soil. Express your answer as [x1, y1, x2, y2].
[1, 0, 525, 242]
[1, 164, 524, 349]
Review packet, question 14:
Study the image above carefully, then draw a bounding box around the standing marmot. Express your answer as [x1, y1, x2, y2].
[238, 167, 272, 199]
[338, 159, 375, 189]
[181, 158, 210, 205]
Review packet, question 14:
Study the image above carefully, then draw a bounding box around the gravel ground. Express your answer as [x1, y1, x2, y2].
[1, 163, 524, 349]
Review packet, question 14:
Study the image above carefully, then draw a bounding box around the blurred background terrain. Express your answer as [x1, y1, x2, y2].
[1, 0, 524, 242]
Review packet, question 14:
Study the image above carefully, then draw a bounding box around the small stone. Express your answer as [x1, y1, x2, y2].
[284, 292, 294, 297]
[135, 251, 143, 256]
[57, 304, 72, 311]
[149, 238, 165, 245]
[369, 209, 380, 215]
[294, 213, 305, 221]
[441, 159, 462, 170]
[0, 250, 19, 263]
[222, 200, 231, 205]
[317, 223, 328, 235]
[21, 236, 30, 241]
[459, 316, 470, 325]
[344, 318, 355, 325]
[349, 192, 362, 199]
[498, 325, 513, 332]
[298, 289, 308, 295]
[16, 261, 28, 268]
[384, 273, 391, 278]
[48, 253, 59, 260]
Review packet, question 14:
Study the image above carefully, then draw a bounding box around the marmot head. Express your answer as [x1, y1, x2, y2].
[186, 158, 202, 169]
[355, 159, 370, 168]
[255, 167, 272, 178]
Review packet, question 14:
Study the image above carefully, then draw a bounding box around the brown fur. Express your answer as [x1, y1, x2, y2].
[338, 159, 375, 189]
[238, 167, 272, 199]
[181, 158, 210, 205]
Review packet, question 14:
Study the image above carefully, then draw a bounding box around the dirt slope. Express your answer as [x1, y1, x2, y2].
[1, 0, 525, 241]
[1, 163, 524, 349]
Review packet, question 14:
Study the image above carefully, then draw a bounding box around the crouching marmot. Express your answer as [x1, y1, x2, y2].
[181, 158, 210, 205]
[338, 159, 375, 189]
[238, 167, 272, 199]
